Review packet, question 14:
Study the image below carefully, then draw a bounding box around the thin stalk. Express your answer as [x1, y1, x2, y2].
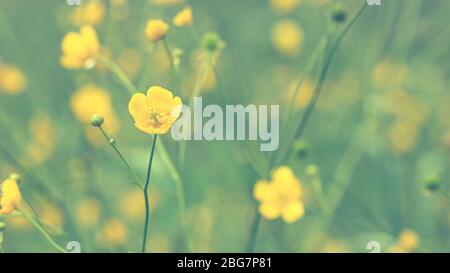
[157, 138, 192, 251]
[141, 135, 158, 253]
[17, 208, 68, 253]
[246, 209, 261, 252]
[97, 126, 144, 189]
[97, 55, 137, 96]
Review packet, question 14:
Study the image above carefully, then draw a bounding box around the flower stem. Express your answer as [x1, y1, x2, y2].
[141, 134, 158, 253]
[157, 138, 192, 251]
[246, 209, 261, 253]
[162, 39, 175, 75]
[98, 126, 144, 189]
[17, 208, 68, 253]
[97, 55, 137, 96]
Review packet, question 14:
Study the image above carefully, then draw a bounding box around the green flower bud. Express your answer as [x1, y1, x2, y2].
[306, 164, 319, 177]
[109, 138, 116, 146]
[202, 32, 225, 52]
[332, 5, 347, 23]
[90, 114, 104, 127]
[0, 222, 6, 231]
[9, 173, 22, 183]
[423, 175, 441, 192]
[293, 139, 309, 159]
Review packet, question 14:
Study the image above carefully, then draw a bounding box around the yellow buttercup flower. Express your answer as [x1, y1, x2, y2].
[173, 7, 193, 27]
[71, 85, 119, 146]
[272, 19, 304, 56]
[0, 64, 27, 95]
[151, 0, 181, 6]
[60, 25, 100, 69]
[0, 177, 22, 215]
[145, 20, 169, 42]
[100, 219, 127, 247]
[270, 0, 301, 14]
[26, 113, 55, 164]
[398, 229, 419, 251]
[72, 0, 105, 26]
[128, 86, 182, 134]
[389, 229, 419, 253]
[253, 166, 304, 223]
[75, 198, 101, 228]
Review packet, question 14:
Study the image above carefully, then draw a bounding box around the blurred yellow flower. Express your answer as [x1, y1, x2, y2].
[60, 25, 100, 69]
[0, 64, 27, 95]
[0, 177, 22, 215]
[372, 60, 408, 91]
[76, 198, 101, 228]
[272, 20, 304, 56]
[173, 7, 193, 27]
[253, 166, 304, 223]
[70, 85, 119, 144]
[398, 229, 419, 251]
[388, 119, 418, 154]
[150, 0, 181, 6]
[72, 0, 105, 26]
[118, 48, 142, 79]
[270, 0, 301, 14]
[26, 113, 55, 164]
[145, 20, 169, 42]
[128, 86, 182, 134]
[100, 219, 127, 246]
[287, 78, 315, 110]
[38, 201, 64, 230]
[119, 188, 158, 222]
[389, 229, 419, 253]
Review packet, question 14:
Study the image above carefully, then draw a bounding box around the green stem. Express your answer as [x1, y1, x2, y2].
[98, 126, 144, 189]
[246, 209, 261, 252]
[17, 208, 68, 253]
[157, 138, 192, 251]
[141, 135, 158, 253]
[162, 39, 176, 82]
[97, 55, 137, 95]
[139, 43, 157, 90]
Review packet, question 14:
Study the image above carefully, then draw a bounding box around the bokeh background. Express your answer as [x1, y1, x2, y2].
[0, 0, 449, 253]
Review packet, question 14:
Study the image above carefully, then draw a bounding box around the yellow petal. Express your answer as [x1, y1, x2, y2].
[128, 93, 147, 118]
[253, 180, 274, 202]
[281, 200, 304, 223]
[146, 86, 175, 108]
[259, 202, 281, 220]
[80, 25, 100, 54]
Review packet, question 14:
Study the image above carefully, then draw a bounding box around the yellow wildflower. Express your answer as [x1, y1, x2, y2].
[372, 60, 408, 91]
[272, 20, 304, 56]
[388, 119, 418, 154]
[72, 0, 105, 26]
[145, 20, 169, 42]
[70, 85, 119, 146]
[270, 0, 301, 14]
[0, 177, 22, 215]
[389, 229, 420, 253]
[71, 85, 118, 122]
[151, 0, 181, 6]
[173, 7, 193, 27]
[128, 86, 182, 134]
[100, 219, 127, 247]
[398, 229, 419, 251]
[253, 166, 304, 223]
[26, 113, 55, 164]
[60, 25, 100, 69]
[287, 78, 315, 110]
[37, 201, 64, 230]
[119, 188, 158, 222]
[75, 198, 101, 228]
[0, 64, 27, 95]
